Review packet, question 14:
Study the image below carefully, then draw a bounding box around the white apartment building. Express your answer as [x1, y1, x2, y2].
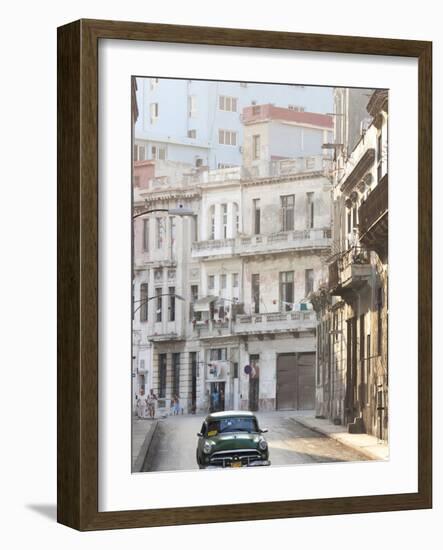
[134, 78, 333, 169]
[132, 104, 333, 414]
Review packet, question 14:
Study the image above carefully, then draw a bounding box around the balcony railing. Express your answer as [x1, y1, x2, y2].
[244, 156, 327, 179]
[359, 173, 388, 236]
[328, 247, 371, 295]
[234, 310, 316, 335]
[193, 320, 231, 339]
[192, 228, 331, 259]
[237, 228, 331, 256]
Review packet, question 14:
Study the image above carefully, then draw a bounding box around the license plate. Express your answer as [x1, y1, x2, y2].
[231, 461, 242, 468]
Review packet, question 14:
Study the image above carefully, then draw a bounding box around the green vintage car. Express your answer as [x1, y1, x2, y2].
[196, 410, 270, 469]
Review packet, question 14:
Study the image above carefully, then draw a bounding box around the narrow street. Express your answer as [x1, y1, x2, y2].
[143, 411, 369, 472]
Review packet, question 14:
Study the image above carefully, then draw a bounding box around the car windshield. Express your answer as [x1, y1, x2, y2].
[207, 417, 259, 434]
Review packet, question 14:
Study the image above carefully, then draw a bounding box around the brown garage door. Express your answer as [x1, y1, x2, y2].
[276, 353, 315, 410]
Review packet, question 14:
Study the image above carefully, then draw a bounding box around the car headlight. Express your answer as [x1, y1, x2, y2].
[258, 438, 268, 451]
[203, 441, 212, 454]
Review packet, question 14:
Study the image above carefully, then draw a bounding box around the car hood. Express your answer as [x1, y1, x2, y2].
[209, 432, 261, 451]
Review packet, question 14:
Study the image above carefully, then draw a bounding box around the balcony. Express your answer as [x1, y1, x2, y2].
[191, 229, 331, 259]
[237, 228, 331, 257]
[328, 247, 372, 299]
[359, 174, 388, 258]
[191, 238, 236, 259]
[193, 320, 232, 339]
[243, 156, 328, 180]
[234, 310, 317, 336]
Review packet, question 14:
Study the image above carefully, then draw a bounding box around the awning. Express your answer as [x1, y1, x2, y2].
[193, 295, 217, 312]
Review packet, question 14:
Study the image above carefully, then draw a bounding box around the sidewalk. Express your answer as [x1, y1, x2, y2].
[290, 415, 389, 461]
[132, 416, 159, 472]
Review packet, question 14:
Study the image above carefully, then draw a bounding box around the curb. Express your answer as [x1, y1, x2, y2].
[291, 417, 387, 461]
[133, 420, 159, 472]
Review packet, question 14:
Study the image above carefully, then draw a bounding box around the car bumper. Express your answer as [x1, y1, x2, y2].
[204, 460, 271, 469]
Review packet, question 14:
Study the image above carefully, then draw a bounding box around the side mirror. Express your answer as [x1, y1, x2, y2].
[260, 428, 268, 434]
[196, 432, 203, 437]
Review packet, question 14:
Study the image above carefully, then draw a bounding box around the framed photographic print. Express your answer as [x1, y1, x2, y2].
[57, 19, 432, 530]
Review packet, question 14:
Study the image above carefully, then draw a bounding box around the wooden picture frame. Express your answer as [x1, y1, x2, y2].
[57, 19, 432, 530]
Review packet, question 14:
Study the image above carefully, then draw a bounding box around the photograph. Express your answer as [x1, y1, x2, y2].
[131, 77, 389, 473]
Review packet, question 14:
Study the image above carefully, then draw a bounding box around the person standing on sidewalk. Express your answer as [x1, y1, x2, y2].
[147, 389, 157, 419]
[136, 390, 147, 419]
[173, 394, 180, 415]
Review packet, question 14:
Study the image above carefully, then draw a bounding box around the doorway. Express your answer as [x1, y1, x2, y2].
[276, 352, 315, 410]
[209, 382, 225, 412]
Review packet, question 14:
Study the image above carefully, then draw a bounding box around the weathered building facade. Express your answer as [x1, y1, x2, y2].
[132, 104, 333, 415]
[312, 89, 389, 441]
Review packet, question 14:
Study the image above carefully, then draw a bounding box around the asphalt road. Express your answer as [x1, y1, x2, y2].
[143, 411, 369, 472]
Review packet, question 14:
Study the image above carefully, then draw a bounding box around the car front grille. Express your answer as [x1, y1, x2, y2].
[209, 449, 262, 467]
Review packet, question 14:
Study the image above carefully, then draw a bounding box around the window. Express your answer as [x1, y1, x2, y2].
[288, 104, 305, 112]
[252, 135, 260, 160]
[192, 215, 198, 242]
[172, 353, 180, 396]
[190, 284, 199, 320]
[217, 162, 234, 169]
[209, 348, 227, 361]
[168, 286, 175, 322]
[251, 273, 260, 314]
[187, 129, 197, 139]
[134, 144, 146, 161]
[377, 287, 383, 355]
[306, 192, 314, 229]
[156, 218, 164, 249]
[221, 274, 227, 289]
[280, 271, 294, 311]
[218, 129, 237, 146]
[143, 219, 149, 251]
[150, 102, 159, 122]
[158, 354, 167, 398]
[221, 203, 228, 238]
[195, 158, 203, 167]
[219, 95, 238, 112]
[233, 362, 239, 378]
[188, 95, 197, 117]
[305, 269, 314, 296]
[155, 288, 162, 322]
[253, 198, 261, 234]
[150, 78, 159, 89]
[210, 205, 215, 240]
[151, 144, 166, 160]
[208, 275, 215, 290]
[232, 273, 239, 288]
[281, 195, 295, 231]
[140, 283, 148, 322]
